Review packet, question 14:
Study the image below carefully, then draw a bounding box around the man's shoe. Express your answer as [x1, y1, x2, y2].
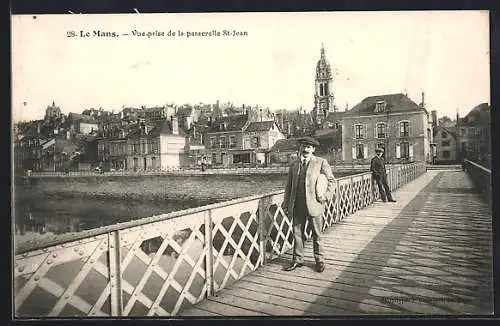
[284, 261, 303, 271]
[316, 262, 325, 273]
[388, 199, 396, 202]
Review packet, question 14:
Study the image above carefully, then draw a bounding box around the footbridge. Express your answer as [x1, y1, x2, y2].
[13, 160, 492, 317]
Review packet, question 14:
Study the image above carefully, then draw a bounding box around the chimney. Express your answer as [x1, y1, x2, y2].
[171, 116, 179, 135]
[421, 91, 425, 108]
[431, 110, 438, 127]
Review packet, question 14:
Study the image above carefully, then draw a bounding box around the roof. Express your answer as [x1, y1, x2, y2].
[346, 93, 424, 116]
[459, 103, 490, 126]
[324, 111, 346, 122]
[176, 106, 194, 117]
[68, 113, 98, 124]
[314, 127, 342, 139]
[245, 121, 276, 132]
[128, 119, 187, 138]
[433, 125, 458, 139]
[207, 114, 249, 133]
[270, 138, 300, 152]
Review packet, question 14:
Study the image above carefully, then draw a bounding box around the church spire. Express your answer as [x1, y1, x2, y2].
[320, 42, 325, 58]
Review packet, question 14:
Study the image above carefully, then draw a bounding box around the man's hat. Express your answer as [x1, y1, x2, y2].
[298, 136, 320, 147]
[375, 147, 384, 153]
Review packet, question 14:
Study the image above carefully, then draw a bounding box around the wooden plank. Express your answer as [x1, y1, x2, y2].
[208, 292, 303, 316]
[189, 297, 266, 316]
[222, 283, 340, 315]
[236, 273, 391, 313]
[179, 307, 222, 317]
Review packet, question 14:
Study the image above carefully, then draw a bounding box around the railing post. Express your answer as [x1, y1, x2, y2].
[335, 180, 340, 222]
[349, 176, 354, 214]
[108, 231, 123, 316]
[204, 210, 215, 297]
[258, 197, 267, 266]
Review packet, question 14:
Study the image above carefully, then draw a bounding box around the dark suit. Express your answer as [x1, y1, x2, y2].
[283, 155, 336, 264]
[370, 154, 394, 202]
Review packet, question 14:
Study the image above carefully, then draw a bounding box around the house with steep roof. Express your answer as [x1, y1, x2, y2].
[126, 117, 188, 170]
[203, 114, 285, 167]
[204, 114, 250, 167]
[433, 125, 459, 164]
[342, 92, 433, 164]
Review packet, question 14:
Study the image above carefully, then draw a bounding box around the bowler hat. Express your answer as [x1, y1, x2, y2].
[298, 136, 320, 147]
[375, 147, 384, 153]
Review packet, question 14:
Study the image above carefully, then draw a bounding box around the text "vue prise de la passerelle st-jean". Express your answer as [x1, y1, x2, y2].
[67, 29, 249, 38]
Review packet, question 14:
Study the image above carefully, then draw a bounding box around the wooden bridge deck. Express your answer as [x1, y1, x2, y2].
[180, 170, 493, 316]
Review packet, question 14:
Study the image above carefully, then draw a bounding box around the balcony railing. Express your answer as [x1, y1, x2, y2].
[14, 162, 426, 317]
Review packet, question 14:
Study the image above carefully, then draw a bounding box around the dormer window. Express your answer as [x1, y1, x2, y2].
[375, 101, 386, 113]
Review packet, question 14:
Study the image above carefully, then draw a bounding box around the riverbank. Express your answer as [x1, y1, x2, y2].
[16, 171, 359, 202]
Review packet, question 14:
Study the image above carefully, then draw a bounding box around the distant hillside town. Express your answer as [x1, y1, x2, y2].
[13, 46, 491, 174]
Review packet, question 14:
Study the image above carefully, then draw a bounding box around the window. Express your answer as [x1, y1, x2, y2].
[151, 157, 156, 168]
[443, 151, 450, 158]
[233, 153, 251, 164]
[354, 124, 364, 139]
[151, 141, 159, 154]
[229, 136, 236, 148]
[441, 140, 450, 147]
[212, 153, 217, 164]
[441, 131, 447, 138]
[251, 136, 260, 148]
[219, 136, 226, 149]
[376, 122, 386, 138]
[474, 128, 481, 136]
[399, 121, 409, 137]
[356, 144, 364, 159]
[400, 142, 410, 159]
[375, 101, 386, 113]
[209, 137, 216, 149]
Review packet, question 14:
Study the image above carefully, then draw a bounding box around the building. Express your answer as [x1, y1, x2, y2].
[66, 113, 99, 135]
[269, 138, 300, 165]
[342, 93, 433, 164]
[44, 101, 62, 120]
[242, 120, 285, 165]
[457, 102, 491, 166]
[433, 125, 459, 164]
[143, 106, 167, 121]
[97, 126, 130, 171]
[312, 44, 336, 126]
[126, 117, 188, 170]
[205, 114, 250, 167]
[204, 114, 285, 167]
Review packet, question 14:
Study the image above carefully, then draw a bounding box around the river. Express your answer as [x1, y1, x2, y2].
[13, 172, 362, 248]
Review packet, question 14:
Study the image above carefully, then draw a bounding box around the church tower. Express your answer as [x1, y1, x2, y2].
[313, 44, 335, 125]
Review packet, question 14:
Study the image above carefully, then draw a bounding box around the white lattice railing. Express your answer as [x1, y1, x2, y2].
[14, 162, 427, 317]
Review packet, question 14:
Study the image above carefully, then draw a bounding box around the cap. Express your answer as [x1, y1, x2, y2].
[298, 136, 320, 147]
[375, 147, 384, 153]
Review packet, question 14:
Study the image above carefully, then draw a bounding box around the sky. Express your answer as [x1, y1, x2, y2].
[11, 11, 490, 122]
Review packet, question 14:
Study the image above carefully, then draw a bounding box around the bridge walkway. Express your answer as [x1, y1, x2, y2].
[180, 170, 493, 316]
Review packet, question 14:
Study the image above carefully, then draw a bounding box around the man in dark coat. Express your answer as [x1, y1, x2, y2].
[282, 137, 336, 273]
[370, 147, 396, 203]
